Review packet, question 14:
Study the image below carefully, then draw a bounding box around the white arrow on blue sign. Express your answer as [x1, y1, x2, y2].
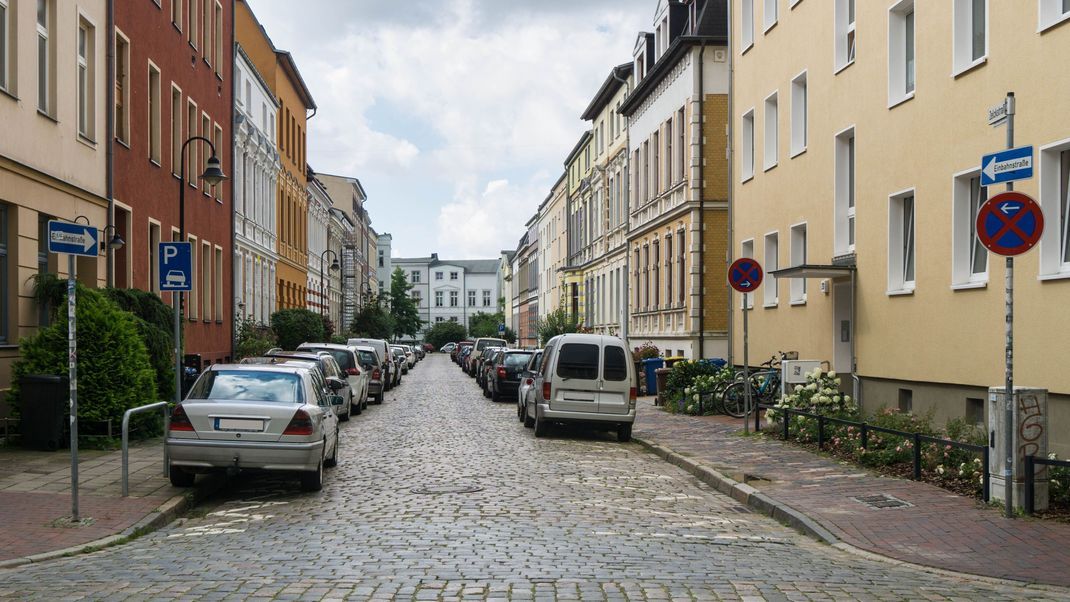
[158, 242, 193, 292]
[981, 145, 1033, 187]
[47, 220, 99, 256]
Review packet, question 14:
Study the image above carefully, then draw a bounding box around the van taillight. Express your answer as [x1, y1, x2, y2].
[525, 378, 534, 386]
[542, 382, 551, 400]
[346, 367, 360, 376]
[283, 409, 314, 436]
[629, 387, 637, 402]
[372, 368, 381, 381]
[170, 404, 193, 432]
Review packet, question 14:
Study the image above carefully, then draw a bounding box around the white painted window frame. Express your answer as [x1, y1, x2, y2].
[952, 0, 988, 76]
[834, 0, 856, 73]
[790, 70, 807, 157]
[1038, 0, 1070, 32]
[741, 0, 755, 52]
[950, 167, 989, 289]
[763, 231, 779, 307]
[1038, 137, 1070, 279]
[789, 222, 808, 304]
[764, 0, 778, 32]
[763, 91, 779, 171]
[887, 188, 916, 295]
[888, 0, 916, 108]
[834, 125, 856, 255]
[741, 108, 756, 182]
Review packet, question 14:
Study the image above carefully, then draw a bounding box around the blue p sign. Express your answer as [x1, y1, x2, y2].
[158, 242, 193, 292]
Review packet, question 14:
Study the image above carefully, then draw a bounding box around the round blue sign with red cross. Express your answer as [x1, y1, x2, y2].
[728, 258, 763, 293]
[976, 191, 1045, 257]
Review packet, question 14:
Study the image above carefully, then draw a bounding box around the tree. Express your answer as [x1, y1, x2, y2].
[351, 295, 394, 340]
[270, 308, 326, 350]
[537, 308, 581, 345]
[467, 311, 505, 339]
[388, 267, 422, 340]
[425, 321, 467, 350]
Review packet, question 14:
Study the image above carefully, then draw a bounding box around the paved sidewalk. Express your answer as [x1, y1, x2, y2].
[632, 398, 1070, 587]
[0, 438, 205, 565]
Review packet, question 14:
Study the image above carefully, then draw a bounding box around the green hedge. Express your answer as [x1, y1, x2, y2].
[270, 308, 326, 350]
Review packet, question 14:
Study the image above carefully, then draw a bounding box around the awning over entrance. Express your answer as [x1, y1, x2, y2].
[768, 264, 856, 279]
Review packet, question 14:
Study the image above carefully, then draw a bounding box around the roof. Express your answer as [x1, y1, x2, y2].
[276, 50, 317, 110]
[581, 63, 633, 121]
[391, 256, 501, 274]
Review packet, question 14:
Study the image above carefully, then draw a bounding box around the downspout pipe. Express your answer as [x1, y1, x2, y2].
[726, 0, 735, 367]
[229, 3, 237, 360]
[698, 42, 706, 360]
[105, 0, 115, 288]
[610, 70, 630, 344]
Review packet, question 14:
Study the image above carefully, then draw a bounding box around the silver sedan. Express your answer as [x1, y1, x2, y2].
[166, 364, 341, 492]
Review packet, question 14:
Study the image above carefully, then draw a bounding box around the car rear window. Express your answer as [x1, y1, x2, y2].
[477, 339, 506, 350]
[357, 350, 378, 366]
[556, 343, 599, 380]
[304, 348, 353, 371]
[504, 352, 532, 367]
[603, 346, 628, 381]
[189, 370, 303, 403]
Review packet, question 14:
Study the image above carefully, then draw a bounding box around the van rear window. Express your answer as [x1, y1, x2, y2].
[556, 344, 599, 380]
[604, 346, 628, 381]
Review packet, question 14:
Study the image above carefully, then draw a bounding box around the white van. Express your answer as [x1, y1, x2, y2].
[527, 333, 636, 441]
[347, 338, 394, 391]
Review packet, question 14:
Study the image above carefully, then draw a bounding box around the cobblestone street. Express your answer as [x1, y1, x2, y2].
[0, 355, 1064, 601]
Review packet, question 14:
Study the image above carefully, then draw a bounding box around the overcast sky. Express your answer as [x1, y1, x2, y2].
[248, 0, 652, 259]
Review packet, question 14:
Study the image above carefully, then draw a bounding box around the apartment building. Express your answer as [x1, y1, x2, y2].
[562, 131, 593, 322]
[317, 173, 373, 318]
[395, 254, 501, 340]
[621, 0, 730, 359]
[731, 0, 1070, 449]
[376, 232, 392, 298]
[306, 169, 334, 317]
[515, 218, 539, 347]
[536, 174, 568, 320]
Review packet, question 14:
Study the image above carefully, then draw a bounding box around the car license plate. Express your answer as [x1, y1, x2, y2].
[215, 418, 264, 432]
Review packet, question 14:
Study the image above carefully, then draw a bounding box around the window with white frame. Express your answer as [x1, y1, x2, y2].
[189, 0, 198, 48]
[213, 1, 223, 74]
[148, 63, 162, 163]
[1038, 0, 1070, 32]
[790, 223, 807, 303]
[115, 32, 130, 143]
[467, 290, 476, 306]
[0, 0, 11, 93]
[170, 85, 181, 174]
[953, 0, 987, 74]
[888, 191, 916, 292]
[450, 271, 458, 280]
[790, 72, 807, 156]
[186, 98, 197, 179]
[764, 0, 778, 31]
[835, 0, 856, 71]
[764, 232, 779, 306]
[434, 291, 443, 307]
[1038, 143, 1070, 277]
[411, 270, 420, 283]
[435, 271, 442, 280]
[214, 246, 223, 321]
[764, 92, 778, 170]
[37, 0, 54, 114]
[201, 241, 211, 319]
[952, 169, 988, 286]
[77, 19, 95, 139]
[888, 0, 915, 106]
[835, 128, 855, 254]
[449, 291, 458, 307]
[664, 118, 673, 188]
[187, 235, 199, 319]
[741, 0, 754, 51]
[412, 290, 421, 306]
[483, 290, 491, 306]
[676, 106, 686, 183]
[741, 109, 755, 181]
[740, 239, 755, 309]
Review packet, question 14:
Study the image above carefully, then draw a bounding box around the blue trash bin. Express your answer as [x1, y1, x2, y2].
[642, 357, 665, 395]
[699, 358, 728, 369]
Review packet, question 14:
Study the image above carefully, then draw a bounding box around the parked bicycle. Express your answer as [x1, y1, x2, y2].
[720, 354, 784, 418]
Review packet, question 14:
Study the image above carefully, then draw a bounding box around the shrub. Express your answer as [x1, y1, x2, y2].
[103, 288, 176, 402]
[235, 314, 277, 360]
[1048, 453, 1070, 510]
[768, 367, 857, 423]
[351, 297, 394, 340]
[425, 321, 467, 350]
[663, 361, 733, 415]
[10, 287, 157, 435]
[270, 308, 326, 350]
[537, 308, 580, 345]
[632, 342, 660, 361]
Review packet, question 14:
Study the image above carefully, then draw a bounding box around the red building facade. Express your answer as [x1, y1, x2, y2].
[112, 0, 234, 366]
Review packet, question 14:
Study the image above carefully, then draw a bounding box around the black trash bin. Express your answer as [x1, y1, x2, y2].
[18, 375, 68, 451]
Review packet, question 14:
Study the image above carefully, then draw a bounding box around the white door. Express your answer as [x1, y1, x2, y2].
[832, 281, 852, 374]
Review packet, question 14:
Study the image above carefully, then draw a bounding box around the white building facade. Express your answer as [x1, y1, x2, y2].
[306, 173, 334, 318]
[393, 254, 501, 341]
[233, 46, 279, 325]
[376, 233, 393, 298]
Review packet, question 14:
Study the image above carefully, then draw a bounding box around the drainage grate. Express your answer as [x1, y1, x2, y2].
[851, 493, 914, 510]
[411, 484, 484, 495]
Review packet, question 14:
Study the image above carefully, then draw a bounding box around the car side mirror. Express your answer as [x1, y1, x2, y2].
[327, 378, 345, 391]
[330, 395, 344, 406]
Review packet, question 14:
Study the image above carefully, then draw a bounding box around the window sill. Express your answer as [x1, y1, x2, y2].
[149, 159, 162, 168]
[763, 161, 778, 173]
[1038, 12, 1070, 33]
[77, 134, 98, 149]
[0, 88, 18, 102]
[741, 173, 755, 184]
[790, 146, 807, 159]
[1038, 271, 1070, 282]
[886, 287, 915, 297]
[952, 56, 987, 78]
[741, 42, 754, 56]
[790, 297, 806, 306]
[888, 91, 915, 110]
[951, 280, 987, 291]
[763, 21, 777, 35]
[115, 137, 131, 149]
[763, 301, 778, 308]
[834, 59, 854, 76]
[37, 109, 58, 123]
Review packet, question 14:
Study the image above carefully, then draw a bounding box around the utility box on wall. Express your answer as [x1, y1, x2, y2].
[781, 360, 822, 397]
[988, 387, 1049, 511]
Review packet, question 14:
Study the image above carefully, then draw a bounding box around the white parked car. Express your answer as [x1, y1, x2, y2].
[516, 349, 543, 423]
[166, 364, 341, 491]
[297, 343, 370, 413]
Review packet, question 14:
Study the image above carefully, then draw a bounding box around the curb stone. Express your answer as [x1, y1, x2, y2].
[633, 435, 1070, 594]
[0, 474, 225, 570]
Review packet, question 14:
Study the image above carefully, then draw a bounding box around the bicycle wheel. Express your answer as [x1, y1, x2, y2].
[721, 382, 748, 418]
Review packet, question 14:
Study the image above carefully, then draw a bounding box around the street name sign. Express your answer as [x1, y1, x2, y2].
[981, 146, 1033, 187]
[987, 100, 1008, 126]
[728, 258, 763, 293]
[47, 221, 98, 256]
[976, 191, 1044, 256]
[157, 242, 193, 291]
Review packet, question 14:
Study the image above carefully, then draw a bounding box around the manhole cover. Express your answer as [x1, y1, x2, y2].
[411, 484, 484, 495]
[851, 493, 914, 510]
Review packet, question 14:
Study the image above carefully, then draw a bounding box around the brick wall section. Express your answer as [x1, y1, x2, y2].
[702, 94, 729, 202]
[702, 210, 729, 333]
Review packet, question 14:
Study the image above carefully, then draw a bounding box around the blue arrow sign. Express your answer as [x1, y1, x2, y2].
[981, 146, 1033, 187]
[47, 221, 99, 256]
[158, 242, 193, 292]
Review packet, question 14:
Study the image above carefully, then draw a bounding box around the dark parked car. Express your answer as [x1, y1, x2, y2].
[453, 341, 473, 364]
[477, 347, 503, 391]
[487, 349, 535, 402]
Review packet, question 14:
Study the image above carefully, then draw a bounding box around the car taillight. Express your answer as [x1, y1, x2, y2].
[283, 409, 314, 436]
[497, 367, 507, 379]
[346, 367, 360, 376]
[169, 404, 193, 432]
[372, 368, 381, 380]
[524, 378, 534, 386]
[630, 387, 637, 402]
[542, 382, 551, 400]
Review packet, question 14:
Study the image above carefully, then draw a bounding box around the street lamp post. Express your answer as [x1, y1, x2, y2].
[174, 137, 226, 406]
[319, 249, 340, 317]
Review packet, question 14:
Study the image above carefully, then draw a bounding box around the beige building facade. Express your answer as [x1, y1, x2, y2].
[536, 174, 568, 321]
[731, 0, 1070, 451]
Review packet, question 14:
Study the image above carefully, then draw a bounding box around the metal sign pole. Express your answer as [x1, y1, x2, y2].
[174, 289, 182, 407]
[67, 255, 78, 522]
[1003, 92, 1015, 519]
[743, 292, 751, 436]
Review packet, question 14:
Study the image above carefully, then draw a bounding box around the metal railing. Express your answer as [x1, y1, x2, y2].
[755, 403, 990, 502]
[122, 401, 170, 497]
[1024, 454, 1070, 516]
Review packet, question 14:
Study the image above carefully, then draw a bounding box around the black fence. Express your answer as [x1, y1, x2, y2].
[1024, 454, 1070, 516]
[756, 403, 990, 502]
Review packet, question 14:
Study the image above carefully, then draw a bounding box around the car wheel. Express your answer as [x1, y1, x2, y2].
[617, 423, 633, 443]
[533, 406, 548, 437]
[169, 465, 195, 487]
[482, 384, 490, 399]
[325, 436, 339, 468]
[301, 456, 324, 492]
[517, 401, 524, 422]
[362, 394, 369, 410]
[491, 386, 501, 402]
[340, 398, 351, 422]
[523, 404, 535, 428]
[352, 394, 362, 416]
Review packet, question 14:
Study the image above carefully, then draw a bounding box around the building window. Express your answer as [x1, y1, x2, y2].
[467, 290, 475, 306]
[652, 130, 660, 194]
[953, 0, 987, 74]
[664, 119, 673, 189]
[741, 0, 754, 51]
[188, 236, 199, 320]
[435, 316, 443, 323]
[148, 63, 162, 163]
[665, 233, 674, 304]
[186, 98, 197, 181]
[171, 0, 181, 29]
[790, 71, 807, 156]
[952, 169, 988, 286]
[0, 205, 7, 343]
[835, 127, 855, 254]
[764, 232, 779, 306]
[212, 123, 223, 199]
[642, 141, 650, 202]
[149, 221, 161, 295]
[114, 32, 130, 143]
[482, 289, 491, 306]
[214, 246, 223, 321]
[740, 240, 754, 309]
[653, 239, 661, 308]
[449, 291, 458, 307]
[763, 92, 778, 170]
[1038, 0, 1070, 32]
[38, 214, 53, 327]
[450, 271, 458, 280]
[676, 107, 686, 183]
[77, 20, 95, 139]
[200, 113, 210, 191]
[36, 0, 54, 115]
[741, 109, 755, 181]
[1039, 143, 1070, 277]
[213, 1, 223, 74]
[435, 271, 442, 280]
[411, 290, 421, 306]
[888, 191, 916, 292]
[790, 223, 807, 303]
[764, 0, 778, 31]
[434, 291, 443, 307]
[170, 85, 181, 175]
[411, 270, 420, 283]
[0, 0, 11, 93]
[835, 0, 855, 71]
[677, 230, 686, 305]
[189, 0, 198, 48]
[888, 0, 915, 106]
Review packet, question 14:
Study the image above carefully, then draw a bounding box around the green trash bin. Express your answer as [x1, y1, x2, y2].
[18, 375, 68, 451]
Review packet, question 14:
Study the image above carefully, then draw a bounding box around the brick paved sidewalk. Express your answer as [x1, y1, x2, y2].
[0, 438, 189, 564]
[632, 398, 1070, 587]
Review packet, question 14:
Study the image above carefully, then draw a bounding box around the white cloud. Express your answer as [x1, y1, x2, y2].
[437, 179, 543, 259]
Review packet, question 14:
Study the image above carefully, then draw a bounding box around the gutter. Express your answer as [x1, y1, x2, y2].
[105, 0, 115, 287]
[229, 0, 237, 359]
[610, 69, 630, 343]
[726, 0, 735, 367]
[697, 42, 707, 360]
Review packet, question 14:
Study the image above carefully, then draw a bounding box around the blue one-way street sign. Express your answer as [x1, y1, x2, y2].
[47, 220, 99, 256]
[158, 242, 193, 292]
[981, 145, 1033, 187]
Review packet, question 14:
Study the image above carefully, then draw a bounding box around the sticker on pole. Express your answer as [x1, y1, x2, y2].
[976, 191, 1044, 257]
[728, 258, 763, 293]
[158, 242, 193, 291]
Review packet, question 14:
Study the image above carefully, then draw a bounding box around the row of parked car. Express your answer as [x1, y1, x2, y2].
[165, 339, 425, 492]
[450, 334, 638, 442]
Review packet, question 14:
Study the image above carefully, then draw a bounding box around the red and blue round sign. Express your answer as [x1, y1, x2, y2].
[728, 258, 763, 293]
[976, 191, 1044, 257]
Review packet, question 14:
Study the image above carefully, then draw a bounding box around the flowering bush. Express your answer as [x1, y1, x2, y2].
[767, 367, 857, 423]
[632, 342, 660, 361]
[664, 362, 735, 415]
[1049, 452, 1070, 510]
